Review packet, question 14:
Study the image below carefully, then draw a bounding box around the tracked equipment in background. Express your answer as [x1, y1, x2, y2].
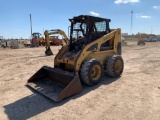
[44, 29, 69, 56]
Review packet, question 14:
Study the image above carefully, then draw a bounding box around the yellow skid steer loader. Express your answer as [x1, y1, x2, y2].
[27, 15, 124, 101]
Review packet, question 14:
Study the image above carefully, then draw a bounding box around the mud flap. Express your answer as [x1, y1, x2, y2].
[27, 66, 82, 101]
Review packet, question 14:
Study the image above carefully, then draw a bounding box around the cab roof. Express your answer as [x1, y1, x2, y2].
[69, 15, 111, 22]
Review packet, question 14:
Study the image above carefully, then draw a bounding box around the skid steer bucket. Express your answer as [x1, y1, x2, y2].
[27, 66, 82, 102]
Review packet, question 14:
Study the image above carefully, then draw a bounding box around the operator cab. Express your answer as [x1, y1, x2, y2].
[69, 15, 111, 52]
[31, 33, 42, 47]
[32, 33, 41, 38]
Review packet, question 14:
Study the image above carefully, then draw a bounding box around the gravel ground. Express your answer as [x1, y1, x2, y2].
[0, 42, 160, 120]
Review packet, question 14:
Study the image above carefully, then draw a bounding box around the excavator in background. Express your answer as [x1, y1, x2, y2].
[27, 15, 124, 101]
[44, 29, 69, 56]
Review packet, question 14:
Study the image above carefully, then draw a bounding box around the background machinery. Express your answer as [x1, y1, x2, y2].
[137, 33, 146, 45]
[50, 36, 63, 46]
[44, 29, 69, 56]
[27, 15, 124, 101]
[31, 32, 45, 47]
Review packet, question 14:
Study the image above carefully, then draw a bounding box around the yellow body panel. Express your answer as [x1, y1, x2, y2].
[54, 28, 121, 73]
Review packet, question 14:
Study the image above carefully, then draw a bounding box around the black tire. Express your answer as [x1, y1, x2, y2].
[106, 55, 124, 77]
[80, 59, 104, 85]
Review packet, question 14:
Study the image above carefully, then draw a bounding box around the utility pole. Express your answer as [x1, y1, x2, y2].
[130, 10, 133, 36]
[30, 14, 33, 46]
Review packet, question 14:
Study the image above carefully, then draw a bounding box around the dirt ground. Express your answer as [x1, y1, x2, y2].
[0, 42, 160, 120]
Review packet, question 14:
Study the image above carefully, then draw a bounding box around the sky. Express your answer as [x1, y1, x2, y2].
[0, 0, 160, 39]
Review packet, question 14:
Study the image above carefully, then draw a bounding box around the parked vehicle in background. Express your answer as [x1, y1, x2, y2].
[50, 36, 63, 46]
[1, 41, 7, 48]
[145, 38, 157, 42]
[137, 33, 146, 45]
[31, 33, 45, 47]
[10, 40, 25, 49]
[145, 37, 157, 42]
[24, 40, 31, 47]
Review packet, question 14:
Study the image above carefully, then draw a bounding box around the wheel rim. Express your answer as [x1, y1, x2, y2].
[115, 60, 122, 73]
[91, 65, 101, 81]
